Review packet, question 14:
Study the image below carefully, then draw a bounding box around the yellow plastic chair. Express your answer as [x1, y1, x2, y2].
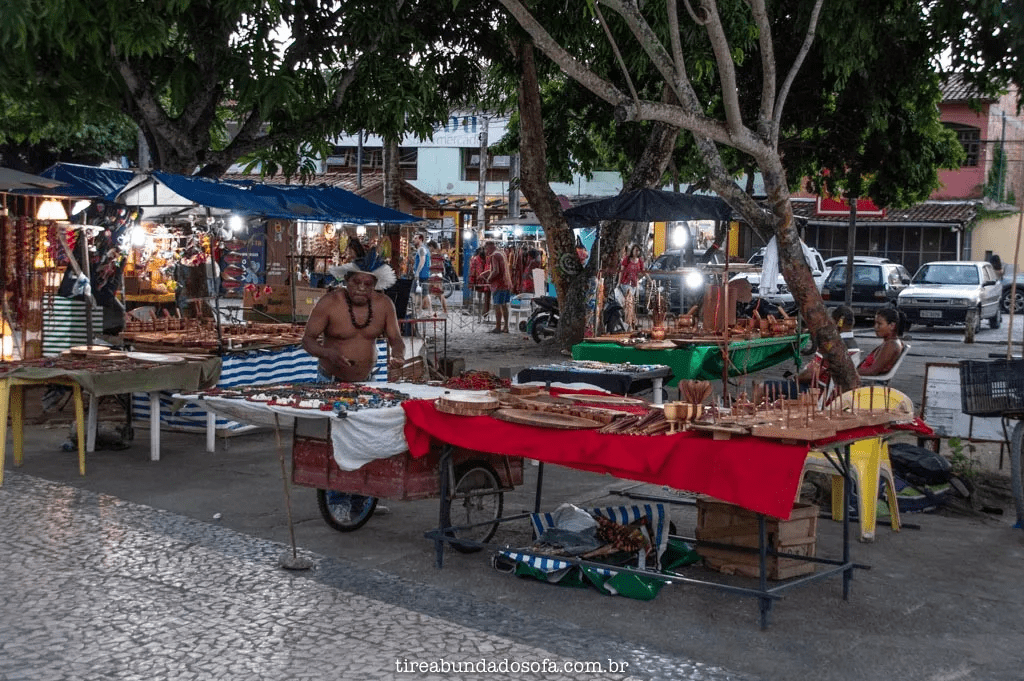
[802, 386, 912, 541]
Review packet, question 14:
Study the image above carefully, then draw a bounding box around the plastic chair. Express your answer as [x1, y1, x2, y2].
[509, 293, 535, 329]
[801, 387, 913, 541]
[859, 341, 910, 387]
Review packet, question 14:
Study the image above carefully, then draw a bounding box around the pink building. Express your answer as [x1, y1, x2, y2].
[935, 74, 1023, 202]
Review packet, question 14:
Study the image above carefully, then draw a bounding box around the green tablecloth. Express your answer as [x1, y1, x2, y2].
[572, 335, 808, 386]
[0, 356, 222, 395]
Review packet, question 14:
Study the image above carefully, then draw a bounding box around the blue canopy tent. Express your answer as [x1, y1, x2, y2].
[118, 172, 421, 224]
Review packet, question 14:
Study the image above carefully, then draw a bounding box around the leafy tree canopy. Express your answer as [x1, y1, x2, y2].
[0, 0, 497, 177]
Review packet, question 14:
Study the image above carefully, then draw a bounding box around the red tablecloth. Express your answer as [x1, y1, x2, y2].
[403, 399, 935, 520]
[403, 400, 814, 519]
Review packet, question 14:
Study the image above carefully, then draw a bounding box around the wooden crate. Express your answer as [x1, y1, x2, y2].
[695, 497, 818, 580]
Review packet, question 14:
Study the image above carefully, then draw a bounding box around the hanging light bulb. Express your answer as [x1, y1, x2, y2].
[356, 225, 367, 236]
[229, 215, 244, 232]
[131, 225, 148, 247]
[36, 199, 67, 221]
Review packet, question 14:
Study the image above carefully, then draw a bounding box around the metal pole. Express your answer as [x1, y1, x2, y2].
[476, 113, 489, 243]
[1007, 190, 1023, 360]
[844, 196, 857, 307]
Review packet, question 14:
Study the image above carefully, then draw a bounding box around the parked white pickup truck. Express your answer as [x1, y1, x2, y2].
[730, 241, 828, 307]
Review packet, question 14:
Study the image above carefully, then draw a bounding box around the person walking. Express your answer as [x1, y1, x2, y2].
[468, 246, 490, 319]
[618, 244, 645, 297]
[427, 240, 448, 315]
[412, 233, 432, 315]
[483, 240, 512, 333]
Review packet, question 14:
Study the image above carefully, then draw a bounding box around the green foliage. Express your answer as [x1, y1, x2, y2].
[0, 93, 136, 169]
[985, 144, 1010, 202]
[0, 0, 494, 176]
[946, 437, 980, 481]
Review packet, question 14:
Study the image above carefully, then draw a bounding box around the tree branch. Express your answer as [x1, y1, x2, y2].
[747, 0, 777, 142]
[697, 0, 745, 138]
[772, 0, 825, 147]
[666, 0, 689, 87]
[593, 4, 640, 104]
[495, 0, 631, 108]
[598, 0, 681, 102]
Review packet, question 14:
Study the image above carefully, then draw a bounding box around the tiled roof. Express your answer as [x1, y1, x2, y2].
[940, 73, 995, 103]
[791, 199, 978, 225]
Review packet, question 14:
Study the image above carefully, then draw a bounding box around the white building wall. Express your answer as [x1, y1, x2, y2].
[331, 113, 624, 199]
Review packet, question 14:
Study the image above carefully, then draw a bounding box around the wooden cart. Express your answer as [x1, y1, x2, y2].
[290, 416, 524, 550]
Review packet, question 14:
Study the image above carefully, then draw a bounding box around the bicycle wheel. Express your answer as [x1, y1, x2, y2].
[447, 463, 503, 552]
[316, 490, 377, 532]
[443, 279, 456, 299]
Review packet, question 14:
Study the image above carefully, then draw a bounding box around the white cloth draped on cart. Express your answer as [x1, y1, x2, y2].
[195, 383, 449, 470]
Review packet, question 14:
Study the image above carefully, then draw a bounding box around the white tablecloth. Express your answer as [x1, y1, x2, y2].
[181, 383, 451, 471]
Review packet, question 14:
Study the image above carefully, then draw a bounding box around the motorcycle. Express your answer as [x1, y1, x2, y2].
[524, 295, 559, 343]
[523, 292, 627, 343]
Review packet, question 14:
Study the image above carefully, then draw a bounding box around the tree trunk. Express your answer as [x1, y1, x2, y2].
[382, 137, 401, 210]
[597, 115, 682, 332]
[756, 166, 857, 391]
[515, 39, 589, 349]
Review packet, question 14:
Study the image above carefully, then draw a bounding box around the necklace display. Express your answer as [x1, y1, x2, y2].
[345, 290, 373, 329]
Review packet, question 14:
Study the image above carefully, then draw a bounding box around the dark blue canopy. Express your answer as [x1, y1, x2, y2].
[564, 189, 734, 226]
[153, 172, 419, 223]
[26, 163, 137, 200]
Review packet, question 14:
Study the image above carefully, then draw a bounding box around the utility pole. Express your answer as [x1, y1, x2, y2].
[476, 113, 489, 242]
[508, 153, 521, 220]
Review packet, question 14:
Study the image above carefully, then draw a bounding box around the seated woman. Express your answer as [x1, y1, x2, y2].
[756, 307, 903, 402]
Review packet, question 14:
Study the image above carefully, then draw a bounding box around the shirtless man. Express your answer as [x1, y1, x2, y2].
[303, 264, 405, 382]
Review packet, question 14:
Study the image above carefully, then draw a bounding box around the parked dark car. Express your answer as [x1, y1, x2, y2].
[638, 246, 725, 314]
[820, 261, 912, 319]
[1002, 265, 1024, 314]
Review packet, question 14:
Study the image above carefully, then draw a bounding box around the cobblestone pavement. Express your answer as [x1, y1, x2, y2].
[0, 472, 749, 681]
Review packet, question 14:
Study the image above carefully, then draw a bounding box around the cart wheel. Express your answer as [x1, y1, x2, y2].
[448, 463, 503, 553]
[316, 490, 378, 532]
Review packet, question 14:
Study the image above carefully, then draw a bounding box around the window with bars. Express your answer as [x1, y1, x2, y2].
[326, 147, 418, 179]
[461, 148, 511, 182]
[944, 123, 981, 167]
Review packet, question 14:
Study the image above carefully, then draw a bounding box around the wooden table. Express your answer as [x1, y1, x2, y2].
[0, 355, 220, 483]
[572, 334, 808, 386]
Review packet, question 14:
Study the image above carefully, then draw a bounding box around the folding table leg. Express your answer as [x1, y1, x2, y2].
[150, 392, 161, 461]
[11, 384, 24, 467]
[71, 384, 86, 475]
[0, 379, 10, 486]
[206, 410, 216, 453]
[86, 393, 99, 453]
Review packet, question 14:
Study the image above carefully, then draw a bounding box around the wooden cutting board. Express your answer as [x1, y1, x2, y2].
[491, 408, 603, 429]
[556, 394, 647, 406]
[435, 392, 500, 415]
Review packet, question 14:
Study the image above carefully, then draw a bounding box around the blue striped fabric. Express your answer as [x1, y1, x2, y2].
[132, 345, 319, 433]
[500, 504, 669, 577]
[369, 339, 388, 382]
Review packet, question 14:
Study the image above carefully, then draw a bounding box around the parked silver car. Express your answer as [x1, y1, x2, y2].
[897, 261, 1003, 331]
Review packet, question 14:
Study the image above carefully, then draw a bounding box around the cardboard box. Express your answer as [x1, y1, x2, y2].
[294, 286, 328, 317]
[695, 497, 818, 580]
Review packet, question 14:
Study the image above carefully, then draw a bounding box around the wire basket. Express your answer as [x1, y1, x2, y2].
[959, 359, 1024, 417]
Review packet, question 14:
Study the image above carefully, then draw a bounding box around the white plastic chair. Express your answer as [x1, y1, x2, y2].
[860, 341, 910, 387]
[509, 293, 535, 329]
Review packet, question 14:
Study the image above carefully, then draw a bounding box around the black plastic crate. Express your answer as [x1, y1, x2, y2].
[959, 359, 1024, 416]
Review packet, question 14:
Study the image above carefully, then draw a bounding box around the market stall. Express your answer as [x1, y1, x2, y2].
[180, 380, 524, 538]
[401, 387, 930, 627]
[572, 334, 808, 386]
[0, 350, 220, 482]
[515, 360, 673, 403]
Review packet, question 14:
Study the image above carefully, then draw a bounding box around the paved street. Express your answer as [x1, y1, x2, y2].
[0, 472, 740, 681]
